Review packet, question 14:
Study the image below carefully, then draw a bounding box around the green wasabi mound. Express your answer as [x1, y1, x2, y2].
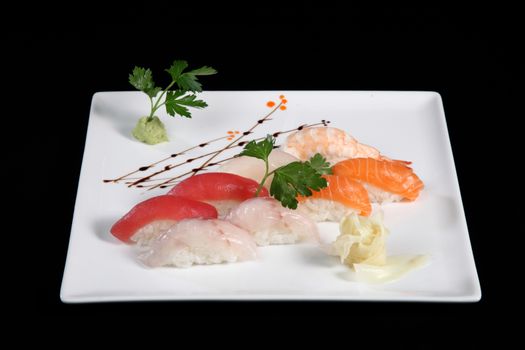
[128, 61, 216, 146]
[132, 116, 169, 145]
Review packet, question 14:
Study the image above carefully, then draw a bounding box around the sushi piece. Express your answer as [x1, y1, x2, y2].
[297, 175, 372, 221]
[168, 172, 269, 217]
[333, 158, 424, 202]
[110, 195, 218, 244]
[281, 127, 386, 164]
[226, 197, 319, 246]
[138, 219, 257, 268]
[218, 149, 298, 188]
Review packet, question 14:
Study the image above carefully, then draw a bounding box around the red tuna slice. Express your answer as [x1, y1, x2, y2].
[167, 172, 269, 201]
[110, 195, 218, 243]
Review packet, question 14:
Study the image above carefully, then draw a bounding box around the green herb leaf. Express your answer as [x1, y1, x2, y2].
[129, 67, 160, 98]
[169, 90, 186, 99]
[175, 65, 217, 92]
[238, 136, 329, 209]
[176, 73, 203, 92]
[305, 153, 333, 175]
[174, 94, 208, 108]
[165, 91, 208, 118]
[188, 66, 218, 76]
[270, 162, 328, 209]
[167, 104, 190, 118]
[146, 87, 162, 98]
[166, 60, 188, 81]
[239, 135, 275, 161]
[165, 91, 190, 118]
[270, 172, 299, 209]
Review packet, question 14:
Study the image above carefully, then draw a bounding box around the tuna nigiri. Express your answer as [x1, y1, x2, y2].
[226, 197, 319, 246]
[138, 219, 257, 268]
[333, 158, 424, 202]
[298, 175, 372, 221]
[168, 172, 269, 217]
[110, 195, 218, 244]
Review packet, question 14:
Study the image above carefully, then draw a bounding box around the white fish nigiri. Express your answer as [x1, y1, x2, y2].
[226, 197, 319, 246]
[218, 149, 298, 188]
[138, 219, 257, 268]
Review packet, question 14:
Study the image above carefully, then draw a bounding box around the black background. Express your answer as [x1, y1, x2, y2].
[17, 3, 519, 337]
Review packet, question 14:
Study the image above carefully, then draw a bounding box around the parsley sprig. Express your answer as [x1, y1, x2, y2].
[240, 135, 333, 209]
[129, 60, 217, 121]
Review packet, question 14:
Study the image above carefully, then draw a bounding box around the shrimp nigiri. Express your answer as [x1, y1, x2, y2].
[282, 127, 385, 164]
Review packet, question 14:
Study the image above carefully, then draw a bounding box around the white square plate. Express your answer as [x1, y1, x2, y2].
[61, 91, 481, 302]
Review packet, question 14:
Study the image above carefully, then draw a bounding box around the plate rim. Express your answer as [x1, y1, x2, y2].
[60, 90, 481, 303]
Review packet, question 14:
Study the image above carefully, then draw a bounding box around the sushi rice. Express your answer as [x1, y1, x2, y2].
[297, 198, 360, 222]
[138, 219, 257, 268]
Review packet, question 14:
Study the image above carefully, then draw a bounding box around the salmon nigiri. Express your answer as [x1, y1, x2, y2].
[297, 175, 372, 221]
[110, 195, 218, 244]
[168, 172, 269, 217]
[333, 158, 424, 202]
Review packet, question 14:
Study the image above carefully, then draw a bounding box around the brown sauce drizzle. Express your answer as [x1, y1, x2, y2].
[105, 120, 330, 189]
[103, 98, 331, 190]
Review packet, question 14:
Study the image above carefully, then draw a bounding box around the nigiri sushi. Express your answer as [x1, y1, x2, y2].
[226, 197, 319, 246]
[110, 195, 218, 244]
[168, 172, 268, 217]
[138, 219, 257, 268]
[218, 149, 298, 188]
[281, 127, 385, 164]
[333, 158, 424, 202]
[298, 175, 372, 221]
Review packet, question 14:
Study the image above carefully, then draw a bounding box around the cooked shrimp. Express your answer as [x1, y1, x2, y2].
[281, 127, 386, 164]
